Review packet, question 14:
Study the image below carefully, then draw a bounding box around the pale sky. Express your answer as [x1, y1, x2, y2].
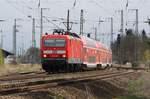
[0, 0, 150, 54]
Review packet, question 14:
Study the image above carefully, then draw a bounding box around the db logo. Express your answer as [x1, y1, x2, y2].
[52, 50, 57, 54]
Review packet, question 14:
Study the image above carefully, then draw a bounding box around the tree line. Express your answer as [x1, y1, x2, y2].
[19, 47, 40, 64]
[111, 29, 150, 66]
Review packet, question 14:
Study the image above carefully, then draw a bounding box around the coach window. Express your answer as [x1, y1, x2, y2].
[83, 48, 86, 53]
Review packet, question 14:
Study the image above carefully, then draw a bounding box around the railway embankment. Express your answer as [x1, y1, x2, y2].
[0, 64, 149, 99]
[0, 64, 42, 76]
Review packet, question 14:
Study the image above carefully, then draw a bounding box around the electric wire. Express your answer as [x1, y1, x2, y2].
[89, 0, 116, 17]
[43, 16, 61, 29]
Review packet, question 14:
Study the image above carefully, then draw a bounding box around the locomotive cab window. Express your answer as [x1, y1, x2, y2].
[44, 39, 66, 47]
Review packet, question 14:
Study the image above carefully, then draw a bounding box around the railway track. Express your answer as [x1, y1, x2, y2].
[0, 70, 137, 95]
[0, 71, 46, 81]
[112, 64, 149, 71]
[0, 69, 111, 81]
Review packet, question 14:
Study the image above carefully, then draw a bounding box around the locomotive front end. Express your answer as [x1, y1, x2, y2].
[41, 34, 68, 73]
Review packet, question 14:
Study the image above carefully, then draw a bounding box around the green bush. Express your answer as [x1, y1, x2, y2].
[132, 62, 139, 68]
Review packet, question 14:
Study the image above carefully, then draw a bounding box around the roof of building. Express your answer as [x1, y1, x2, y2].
[0, 48, 14, 58]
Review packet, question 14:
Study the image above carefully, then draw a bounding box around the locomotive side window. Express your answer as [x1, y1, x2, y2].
[44, 39, 66, 47]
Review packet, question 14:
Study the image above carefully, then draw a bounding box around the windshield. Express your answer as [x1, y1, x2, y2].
[44, 39, 66, 47]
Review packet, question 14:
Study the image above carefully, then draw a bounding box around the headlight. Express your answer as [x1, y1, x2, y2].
[57, 50, 66, 54]
[62, 55, 66, 58]
[43, 50, 53, 54]
[43, 54, 47, 58]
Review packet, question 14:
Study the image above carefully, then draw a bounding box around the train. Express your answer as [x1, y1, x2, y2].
[41, 29, 112, 73]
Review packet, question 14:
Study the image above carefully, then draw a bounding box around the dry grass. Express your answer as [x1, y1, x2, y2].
[135, 72, 150, 97]
[0, 64, 42, 76]
[118, 71, 150, 99]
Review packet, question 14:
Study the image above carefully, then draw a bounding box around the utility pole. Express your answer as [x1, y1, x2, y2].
[67, 10, 70, 32]
[80, 9, 84, 35]
[135, 9, 139, 34]
[120, 10, 124, 65]
[32, 18, 36, 48]
[40, 8, 43, 39]
[129, 9, 139, 34]
[21, 34, 24, 55]
[12, 18, 22, 56]
[135, 9, 138, 62]
[106, 17, 114, 47]
[62, 10, 78, 32]
[98, 17, 101, 41]
[110, 17, 113, 44]
[0, 20, 5, 49]
[129, 9, 139, 63]
[98, 17, 104, 41]
[94, 27, 97, 41]
[0, 30, 3, 49]
[116, 10, 124, 35]
[40, 8, 49, 44]
[13, 19, 17, 55]
[121, 10, 124, 35]
[32, 18, 36, 64]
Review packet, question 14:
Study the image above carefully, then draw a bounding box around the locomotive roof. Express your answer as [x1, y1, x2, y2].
[42, 32, 81, 39]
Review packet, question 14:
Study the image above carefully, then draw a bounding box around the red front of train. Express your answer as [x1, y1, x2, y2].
[41, 31, 112, 72]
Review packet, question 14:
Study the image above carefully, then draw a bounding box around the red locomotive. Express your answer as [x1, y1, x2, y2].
[41, 29, 112, 73]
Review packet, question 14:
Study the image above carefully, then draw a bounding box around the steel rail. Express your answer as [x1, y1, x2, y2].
[0, 71, 136, 95]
